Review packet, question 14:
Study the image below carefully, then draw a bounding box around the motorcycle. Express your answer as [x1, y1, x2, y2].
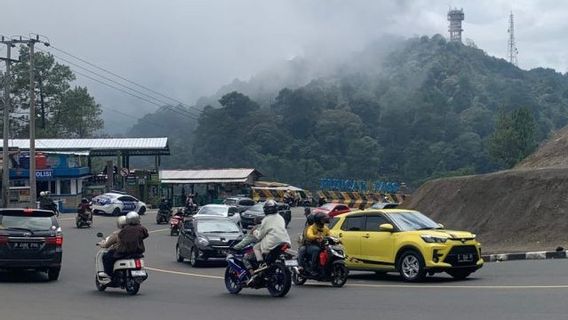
[169, 209, 184, 236]
[94, 232, 148, 295]
[156, 208, 172, 224]
[292, 236, 349, 287]
[76, 208, 93, 228]
[224, 243, 295, 297]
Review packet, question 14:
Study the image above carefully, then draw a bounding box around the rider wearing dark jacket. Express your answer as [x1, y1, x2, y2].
[116, 214, 149, 256]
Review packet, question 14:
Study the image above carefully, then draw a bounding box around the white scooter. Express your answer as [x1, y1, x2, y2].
[95, 232, 148, 295]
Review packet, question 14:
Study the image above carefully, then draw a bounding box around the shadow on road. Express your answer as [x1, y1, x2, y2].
[348, 271, 481, 283]
[0, 270, 49, 283]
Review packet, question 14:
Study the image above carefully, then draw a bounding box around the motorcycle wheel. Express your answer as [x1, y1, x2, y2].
[331, 263, 349, 288]
[224, 267, 242, 294]
[125, 276, 140, 295]
[76, 220, 81, 228]
[95, 275, 106, 292]
[266, 263, 292, 297]
[292, 271, 307, 286]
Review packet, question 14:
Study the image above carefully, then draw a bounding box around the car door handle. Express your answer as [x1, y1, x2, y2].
[338, 233, 343, 238]
[363, 233, 370, 238]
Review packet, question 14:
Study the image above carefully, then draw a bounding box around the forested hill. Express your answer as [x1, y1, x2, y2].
[128, 34, 568, 189]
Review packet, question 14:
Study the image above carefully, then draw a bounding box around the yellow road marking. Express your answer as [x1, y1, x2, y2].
[145, 266, 223, 279]
[149, 228, 169, 234]
[144, 266, 568, 289]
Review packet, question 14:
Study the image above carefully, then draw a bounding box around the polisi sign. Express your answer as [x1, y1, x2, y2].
[36, 170, 53, 179]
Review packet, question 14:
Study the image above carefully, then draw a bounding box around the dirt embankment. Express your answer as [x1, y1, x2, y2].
[404, 168, 568, 253]
[516, 126, 568, 169]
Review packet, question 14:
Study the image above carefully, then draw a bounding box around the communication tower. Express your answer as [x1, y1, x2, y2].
[447, 8, 464, 42]
[507, 11, 518, 66]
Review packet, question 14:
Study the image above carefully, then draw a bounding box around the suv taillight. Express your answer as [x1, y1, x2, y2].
[0, 235, 8, 245]
[46, 235, 63, 246]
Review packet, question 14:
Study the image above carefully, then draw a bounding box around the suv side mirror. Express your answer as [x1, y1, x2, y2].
[96, 232, 104, 238]
[437, 223, 445, 229]
[379, 223, 394, 232]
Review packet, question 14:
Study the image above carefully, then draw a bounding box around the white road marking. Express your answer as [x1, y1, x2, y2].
[149, 228, 170, 234]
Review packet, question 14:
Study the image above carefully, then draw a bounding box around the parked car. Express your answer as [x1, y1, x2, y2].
[194, 204, 241, 226]
[92, 192, 147, 216]
[370, 202, 399, 209]
[223, 197, 256, 213]
[329, 209, 483, 282]
[313, 203, 351, 218]
[176, 216, 243, 267]
[240, 201, 292, 229]
[0, 208, 63, 281]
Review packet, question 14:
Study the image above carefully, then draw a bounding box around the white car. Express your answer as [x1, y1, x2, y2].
[194, 204, 241, 226]
[92, 192, 147, 216]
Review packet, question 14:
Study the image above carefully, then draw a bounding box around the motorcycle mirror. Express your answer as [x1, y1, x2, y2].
[96, 232, 104, 238]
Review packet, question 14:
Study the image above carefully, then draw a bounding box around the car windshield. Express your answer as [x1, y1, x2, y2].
[197, 220, 240, 233]
[321, 203, 335, 210]
[386, 211, 439, 231]
[202, 206, 228, 216]
[249, 203, 264, 212]
[0, 215, 54, 231]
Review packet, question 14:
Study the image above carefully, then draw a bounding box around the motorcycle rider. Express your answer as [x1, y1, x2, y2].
[297, 213, 315, 272]
[39, 191, 58, 215]
[249, 200, 291, 284]
[305, 212, 331, 275]
[304, 207, 312, 226]
[232, 216, 263, 275]
[77, 198, 92, 222]
[104, 212, 149, 278]
[99, 216, 128, 280]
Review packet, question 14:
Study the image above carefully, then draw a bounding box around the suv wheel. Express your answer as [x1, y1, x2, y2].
[398, 250, 426, 282]
[47, 267, 61, 281]
[138, 206, 146, 215]
[112, 208, 121, 216]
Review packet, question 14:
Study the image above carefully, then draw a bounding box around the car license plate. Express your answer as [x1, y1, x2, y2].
[131, 270, 147, 277]
[13, 242, 40, 250]
[284, 260, 298, 267]
[457, 253, 474, 262]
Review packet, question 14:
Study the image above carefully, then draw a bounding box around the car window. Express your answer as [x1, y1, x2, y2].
[329, 217, 340, 229]
[199, 206, 227, 216]
[321, 203, 335, 210]
[337, 205, 349, 211]
[224, 199, 237, 206]
[118, 196, 137, 202]
[0, 215, 55, 231]
[238, 199, 255, 206]
[197, 220, 240, 233]
[341, 216, 364, 231]
[364, 215, 389, 231]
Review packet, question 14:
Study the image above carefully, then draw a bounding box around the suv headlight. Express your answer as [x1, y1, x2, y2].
[197, 236, 209, 246]
[421, 235, 448, 243]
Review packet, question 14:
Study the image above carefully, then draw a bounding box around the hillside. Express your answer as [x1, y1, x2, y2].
[515, 126, 568, 169]
[405, 168, 568, 252]
[128, 34, 568, 188]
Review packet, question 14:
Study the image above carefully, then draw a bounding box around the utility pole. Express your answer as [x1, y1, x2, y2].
[0, 37, 19, 208]
[7, 36, 49, 207]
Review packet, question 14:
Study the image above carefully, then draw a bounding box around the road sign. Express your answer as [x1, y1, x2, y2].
[120, 168, 129, 177]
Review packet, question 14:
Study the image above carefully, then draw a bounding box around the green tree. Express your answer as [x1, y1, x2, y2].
[489, 108, 536, 168]
[53, 87, 104, 138]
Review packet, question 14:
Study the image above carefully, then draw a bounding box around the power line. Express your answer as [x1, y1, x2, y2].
[48, 45, 202, 114]
[36, 48, 200, 120]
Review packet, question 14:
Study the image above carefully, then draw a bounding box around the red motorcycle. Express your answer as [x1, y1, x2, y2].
[169, 209, 184, 236]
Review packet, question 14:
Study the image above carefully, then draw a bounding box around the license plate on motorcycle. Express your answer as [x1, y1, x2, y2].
[284, 260, 298, 267]
[131, 270, 147, 277]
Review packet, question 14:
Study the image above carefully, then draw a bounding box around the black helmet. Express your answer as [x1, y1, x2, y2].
[81, 198, 89, 203]
[263, 200, 278, 215]
[314, 212, 329, 225]
[306, 214, 315, 225]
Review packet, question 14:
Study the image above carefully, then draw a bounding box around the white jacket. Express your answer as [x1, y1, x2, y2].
[253, 213, 291, 253]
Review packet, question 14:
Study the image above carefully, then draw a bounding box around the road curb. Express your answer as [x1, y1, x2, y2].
[482, 250, 567, 262]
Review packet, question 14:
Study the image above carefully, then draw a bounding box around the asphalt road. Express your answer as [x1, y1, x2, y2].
[1, 209, 568, 320]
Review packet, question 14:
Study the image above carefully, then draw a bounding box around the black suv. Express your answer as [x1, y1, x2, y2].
[240, 201, 292, 229]
[0, 208, 63, 280]
[223, 197, 255, 213]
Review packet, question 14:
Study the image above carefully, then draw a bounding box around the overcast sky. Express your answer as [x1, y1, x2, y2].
[2, 0, 567, 131]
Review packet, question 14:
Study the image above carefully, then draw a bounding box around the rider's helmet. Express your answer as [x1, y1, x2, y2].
[116, 215, 127, 228]
[81, 198, 89, 204]
[263, 200, 278, 215]
[125, 211, 141, 225]
[306, 213, 315, 226]
[314, 212, 330, 226]
[40, 191, 48, 197]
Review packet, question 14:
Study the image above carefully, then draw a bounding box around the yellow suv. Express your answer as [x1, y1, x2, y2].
[329, 209, 483, 281]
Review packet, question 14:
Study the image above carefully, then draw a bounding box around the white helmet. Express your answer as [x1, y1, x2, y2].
[116, 216, 127, 229]
[40, 191, 48, 197]
[125, 211, 140, 225]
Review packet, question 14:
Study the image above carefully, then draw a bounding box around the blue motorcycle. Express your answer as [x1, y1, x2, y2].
[224, 243, 295, 297]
